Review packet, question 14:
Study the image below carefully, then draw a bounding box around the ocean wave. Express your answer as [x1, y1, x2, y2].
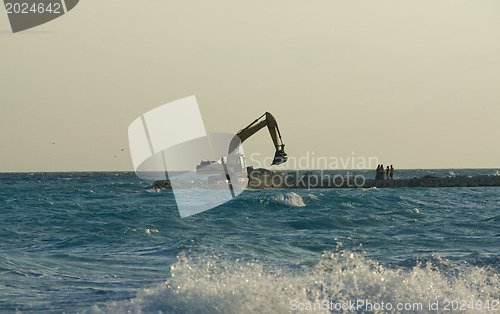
[124, 227, 159, 236]
[269, 192, 306, 207]
[405, 207, 420, 214]
[87, 251, 499, 313]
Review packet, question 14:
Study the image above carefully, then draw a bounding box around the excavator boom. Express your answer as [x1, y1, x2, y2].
[197, 112, 288, 178]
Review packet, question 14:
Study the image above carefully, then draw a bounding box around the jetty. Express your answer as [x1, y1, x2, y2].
[153, 168, 500, 189]
[246, 169, 500, 189]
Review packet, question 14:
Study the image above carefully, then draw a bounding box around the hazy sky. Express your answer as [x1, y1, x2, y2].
[1, 0, 499, 172]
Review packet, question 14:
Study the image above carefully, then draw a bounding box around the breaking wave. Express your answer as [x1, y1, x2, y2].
[270, 192, 306, 207]
[87, 251, 499, 313]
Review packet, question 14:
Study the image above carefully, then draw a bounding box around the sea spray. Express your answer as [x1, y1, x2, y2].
[271, 192, 306, 207]
[87, 251, 499, 313]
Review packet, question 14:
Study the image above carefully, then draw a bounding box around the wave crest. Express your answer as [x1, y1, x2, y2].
[270, 192, 306, 207]
[87, 251, 499, 313]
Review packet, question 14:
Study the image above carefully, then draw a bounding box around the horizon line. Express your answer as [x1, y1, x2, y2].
[1, 167, 499, 174]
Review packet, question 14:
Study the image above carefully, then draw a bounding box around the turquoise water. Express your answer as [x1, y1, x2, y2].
[0, 170, 499, 313]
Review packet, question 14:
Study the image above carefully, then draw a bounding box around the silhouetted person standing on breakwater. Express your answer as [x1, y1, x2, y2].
[386, 166, 390, 180]
[390, 165, 395, 180]
[376, 165, 384, 180]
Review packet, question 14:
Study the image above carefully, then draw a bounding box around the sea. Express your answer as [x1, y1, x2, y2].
[0, 169, 499, 313]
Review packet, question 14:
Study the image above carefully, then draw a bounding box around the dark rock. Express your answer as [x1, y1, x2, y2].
[153, 180, 171, 189]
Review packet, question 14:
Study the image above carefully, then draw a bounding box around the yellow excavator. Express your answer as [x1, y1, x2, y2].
[196, 112, 288, 177]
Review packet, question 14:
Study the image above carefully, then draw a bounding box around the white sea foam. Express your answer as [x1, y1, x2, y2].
[271, 192, 305, 207]
[405, 208, 420, 214]
[87, 252, 499, 314]
[306, 193, 320, 200]
[124, 227, 159, 235]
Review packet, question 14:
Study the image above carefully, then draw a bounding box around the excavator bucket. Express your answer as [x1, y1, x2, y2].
[272, 149, 288, 165]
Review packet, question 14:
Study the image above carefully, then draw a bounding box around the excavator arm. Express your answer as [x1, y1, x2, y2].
[228, 112, 288, 166]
